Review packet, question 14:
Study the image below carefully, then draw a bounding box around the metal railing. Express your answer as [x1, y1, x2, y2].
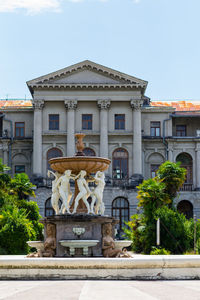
[179, 183, 193, 191]
[41, 176, 142, 190]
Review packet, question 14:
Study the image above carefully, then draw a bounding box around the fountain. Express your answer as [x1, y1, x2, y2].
[37, 133, 123, 257]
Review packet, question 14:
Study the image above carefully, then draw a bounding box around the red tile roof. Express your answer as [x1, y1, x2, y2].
[0, 100, 32, 109]
[0, 99, 200, 112]
[151, 101, 200, 111]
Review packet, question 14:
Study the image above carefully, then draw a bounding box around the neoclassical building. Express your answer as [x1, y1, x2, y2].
[0, 60, 200, 232]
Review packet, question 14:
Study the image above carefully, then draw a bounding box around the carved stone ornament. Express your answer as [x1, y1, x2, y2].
[130, 99, 143, 111]
[33, 100, 45, 110]
[65, 100, 78, 110]
[97, 100, 111, 110]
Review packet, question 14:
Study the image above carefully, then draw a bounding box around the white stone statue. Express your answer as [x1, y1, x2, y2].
[55, 170, 76, 214]
[47, 170, 61, 215]
[72, 170, 91, 214]
[90, 171, 106, 215]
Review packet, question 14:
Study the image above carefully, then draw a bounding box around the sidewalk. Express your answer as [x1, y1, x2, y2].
[1, 280, 200, 300]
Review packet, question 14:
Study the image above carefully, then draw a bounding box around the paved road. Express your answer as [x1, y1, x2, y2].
[0, 280, 200, 300]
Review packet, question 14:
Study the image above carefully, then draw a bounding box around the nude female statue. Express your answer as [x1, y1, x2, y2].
[55, 170, 76, 214]
[91, 171, 106, 215]
[47, 170, 61, 215]
[72, 170, 91, 214]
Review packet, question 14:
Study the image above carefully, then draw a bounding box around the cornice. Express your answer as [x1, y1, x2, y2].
[29, 83, 146, 90]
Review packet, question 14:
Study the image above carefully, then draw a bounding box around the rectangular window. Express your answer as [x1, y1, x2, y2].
[49, 114, 59, 130]
[115, 114, 125, 130]
[15, 122, 25, 137]
[15, 165, 25, 173]
[150, 122, 160, 137]
[151, 164, 160, 178]
[176, 125, 186, 136]
[82, 114, 92, 130]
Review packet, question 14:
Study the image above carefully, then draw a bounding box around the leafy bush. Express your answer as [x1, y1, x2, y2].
[16, 200, 43, 240]
[0, 160, 43, 254]
[155, 207, 193, 254]
[150, 247, 171, 255]
[0, 205, 35, 254]
[124, 161, 191, 254]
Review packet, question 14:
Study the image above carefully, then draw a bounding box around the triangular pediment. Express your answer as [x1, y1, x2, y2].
[48, 70, 120, 84]
[27, 60, 148, 94]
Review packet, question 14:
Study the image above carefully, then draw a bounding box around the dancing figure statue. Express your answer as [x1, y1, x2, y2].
[72, 170, 91, 214]
[47, 170, 61, 215]
[91, 171, 106, 215]
[55, 170, 76, 214]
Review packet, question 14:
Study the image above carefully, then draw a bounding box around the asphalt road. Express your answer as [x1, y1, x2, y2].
[0, 280, 200, 300]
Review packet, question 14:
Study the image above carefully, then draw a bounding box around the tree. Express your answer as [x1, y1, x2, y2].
[0, 159, 43, 254]
[125, 161, 189, 254]
[157, 161, 186, 201]
[10, 173, 35, 200]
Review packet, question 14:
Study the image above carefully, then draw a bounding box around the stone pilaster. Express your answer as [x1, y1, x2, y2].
[65, 100, 77, 156]
[130, 99, 143, 174]
[196, 143, 200, 190]
[33, 100, 44, 175]
[97, 100, 110, 158]
[2, 143, 9, 166]
[168, 148, 173, 162]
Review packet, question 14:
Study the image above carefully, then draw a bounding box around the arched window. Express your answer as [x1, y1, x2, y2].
[177, 200, 193, 219]
[45, 198, 62, 217]
[112, 148, 128, 179]
[47, 147, 63, 170]
[176, 153, 193, 189]
[112, 197, 129, 236]
[83, 148, 96, 156]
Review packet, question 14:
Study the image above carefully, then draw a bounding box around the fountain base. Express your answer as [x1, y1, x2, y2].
[40, 215, 118, 257]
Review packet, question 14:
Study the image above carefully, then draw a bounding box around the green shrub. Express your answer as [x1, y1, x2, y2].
[0, 205, 35, 254]
[155, 206, 193, 254]
[150, 247, 171, 255]
[16, 200, 43, 240]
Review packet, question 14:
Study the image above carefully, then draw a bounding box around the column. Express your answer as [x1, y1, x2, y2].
[196, 143, 200, 190]
[65, 100, 77, 156]
[168, 148, 173, 162]
[33, 100, 44, 175]
[2, 143, 8, 166]
[130, 99, 142, 174]
[97, 100, 110, 158]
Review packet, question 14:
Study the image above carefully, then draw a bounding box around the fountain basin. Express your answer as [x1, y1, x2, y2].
[59, 240, 99, 256]
[114, 240, 132, 250]
[49, 156, 111, 174]
[27, 241, 44, 252]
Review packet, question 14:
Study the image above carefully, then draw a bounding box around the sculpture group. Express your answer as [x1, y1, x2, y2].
[48, 169, 106, 215]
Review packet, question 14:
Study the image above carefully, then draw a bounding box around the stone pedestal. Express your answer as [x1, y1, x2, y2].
[41, 215, 117, 257]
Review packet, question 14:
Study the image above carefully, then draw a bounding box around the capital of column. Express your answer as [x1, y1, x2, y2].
[65, 100, 78, 110]
[33, 100, 44, 110]
[2, 142, 8, 152]
[97, 100, 111, 110]
[130, 99, 143, 111]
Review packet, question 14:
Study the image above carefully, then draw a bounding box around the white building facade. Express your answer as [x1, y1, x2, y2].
[1, 60, 200, 232]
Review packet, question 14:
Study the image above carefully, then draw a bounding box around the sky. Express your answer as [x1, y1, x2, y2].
[0, 0, 200, 101]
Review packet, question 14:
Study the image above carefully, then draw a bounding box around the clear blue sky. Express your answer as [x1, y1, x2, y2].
[0, 0, 200, 100]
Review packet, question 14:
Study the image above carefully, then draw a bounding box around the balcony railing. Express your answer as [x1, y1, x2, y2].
[179, 183, 193, 191]
[40, 176, 143, 190]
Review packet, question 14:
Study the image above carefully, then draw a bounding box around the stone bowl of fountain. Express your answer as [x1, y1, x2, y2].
[39, 133, 119, 257]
